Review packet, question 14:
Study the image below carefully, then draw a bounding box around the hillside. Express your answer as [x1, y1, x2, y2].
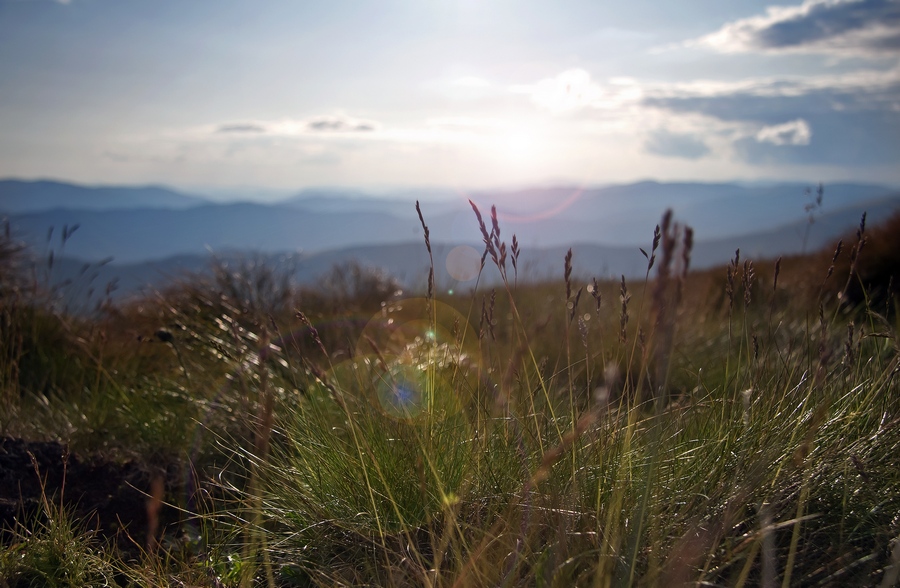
[0, 179, 209, 213]
[5, 180, 898, 263]
[32, 199, 897, 310]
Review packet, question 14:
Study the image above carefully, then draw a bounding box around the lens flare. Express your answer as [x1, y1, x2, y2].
[446, 245, 482, 282]
[455, 185, 588, 226]
[375, 363, 429, 419]
[356, 298, 490, 420]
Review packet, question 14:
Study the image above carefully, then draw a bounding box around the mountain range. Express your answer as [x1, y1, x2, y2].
[2, 179, 898, 306]
[0, 180, 209, 213]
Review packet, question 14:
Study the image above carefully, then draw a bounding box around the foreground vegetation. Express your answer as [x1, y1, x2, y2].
[0, 205, 898, 587]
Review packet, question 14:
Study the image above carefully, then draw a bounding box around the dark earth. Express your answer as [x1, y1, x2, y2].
[0, 437, 185, 553]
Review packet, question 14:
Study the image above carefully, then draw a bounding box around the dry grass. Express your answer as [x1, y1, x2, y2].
[0, 204, 898, 586]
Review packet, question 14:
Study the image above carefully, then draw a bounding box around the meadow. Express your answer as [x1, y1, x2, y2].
[0, 202, 898, 587]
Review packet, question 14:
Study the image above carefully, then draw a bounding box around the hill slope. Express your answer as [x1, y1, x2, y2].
[0, 179, 209, 213]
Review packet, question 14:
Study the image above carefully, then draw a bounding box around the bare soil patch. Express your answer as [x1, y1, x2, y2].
[0, 437, 185, 552]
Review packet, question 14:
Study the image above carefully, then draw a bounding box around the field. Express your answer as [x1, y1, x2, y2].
[1, 204, 898, 587]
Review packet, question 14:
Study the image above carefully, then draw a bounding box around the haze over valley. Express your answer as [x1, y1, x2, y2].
[3, 179, 897, 305]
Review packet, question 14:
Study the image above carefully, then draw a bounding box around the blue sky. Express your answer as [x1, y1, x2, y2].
[1, 0, 898, 197]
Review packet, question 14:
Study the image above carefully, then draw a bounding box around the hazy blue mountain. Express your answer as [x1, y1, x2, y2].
[32, 197, 899, 312]
[0, 180, 209, 213]
[281, 181, 898, 248]
[8, 202, 427, 263]
[5, 180, 898, 271]
[466, 182, 896, 244]
[282, 187, 461, 218]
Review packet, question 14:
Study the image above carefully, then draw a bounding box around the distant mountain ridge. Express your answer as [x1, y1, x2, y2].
[464, 181, 895, 241]
[37, 200, 900, 310]
[6, 183, 898, 264]
[8, 203, 428, 263]
[4, 179, 899, 307]
[0, 179, 209, 213]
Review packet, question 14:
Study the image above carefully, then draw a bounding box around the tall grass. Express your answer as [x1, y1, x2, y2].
[224, 206, 899, 586]
[0, 206, 898, 586]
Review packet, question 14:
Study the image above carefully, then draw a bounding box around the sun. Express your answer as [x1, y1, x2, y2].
[499, 131, 538, 164]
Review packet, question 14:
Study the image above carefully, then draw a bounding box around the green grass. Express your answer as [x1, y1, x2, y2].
[0, 210, 898, 586]
[0, 504, 117, 588]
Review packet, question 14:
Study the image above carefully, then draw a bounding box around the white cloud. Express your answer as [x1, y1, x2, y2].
[648, 65, 900, 100]
[510, 69, 642, 115]
[504, 62, 900, 165]
[510, 69, 602, 114]
[512, 65, 900, 119]
[305, 115, 378, 133]
[756, 119, 813, 145]
[209, 115, 380, 137]
[693, 0, 900, 56]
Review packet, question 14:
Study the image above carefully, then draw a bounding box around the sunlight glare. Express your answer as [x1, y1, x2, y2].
[500, 131, 538, 164]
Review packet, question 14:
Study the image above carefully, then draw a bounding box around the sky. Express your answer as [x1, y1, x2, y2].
[1, 0, 899, 198]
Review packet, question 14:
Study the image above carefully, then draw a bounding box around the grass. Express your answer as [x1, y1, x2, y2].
[0, 498, 118, 588]
[0, 207, 898, 586]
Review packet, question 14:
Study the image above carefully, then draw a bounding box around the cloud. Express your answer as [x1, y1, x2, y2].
[740, 110, 900, 164]
[305, 115, 378, 133]
[510, 69, 642, 115]
[644, 69, 900, 122]
[644, 73, 900, 165]
[756, 119, 812, 145]
[643, 130, 712, 159]
[207, 115, 380, 137]
[513, 65, 900, 123]
[505, 64, 900, 164]
[217, 123, 267, 134]
[694, 0, 900, 56]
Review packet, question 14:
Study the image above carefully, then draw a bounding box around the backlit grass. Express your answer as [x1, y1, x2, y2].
[0, 208, 898, 586]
